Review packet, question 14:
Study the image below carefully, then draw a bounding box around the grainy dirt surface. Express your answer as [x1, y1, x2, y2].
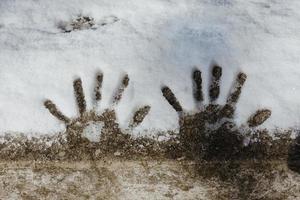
[0, 128, 299, 200]
[0, 159, 209, 200]
[0, 159, 299, 200]
[0, 128, 298, 199]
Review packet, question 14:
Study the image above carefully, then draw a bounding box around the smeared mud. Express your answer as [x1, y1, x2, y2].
[288, 135, 300, 174]
[161, 66, 274, 161]
[0, 160, 210, 200]
[0, 132, 298, 200]
[0, 126, 298, 199]
[0, 67, 299, 199]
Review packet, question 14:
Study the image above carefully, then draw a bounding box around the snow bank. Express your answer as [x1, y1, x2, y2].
[0, 0, 300, 135]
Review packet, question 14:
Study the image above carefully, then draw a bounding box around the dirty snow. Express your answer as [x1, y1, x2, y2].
[0, 0, 300, 135]
[82, 122, 104, 142]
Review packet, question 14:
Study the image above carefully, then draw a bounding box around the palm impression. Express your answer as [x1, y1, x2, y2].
[44, 72, 150, 149]
[162, 66, 272, 160]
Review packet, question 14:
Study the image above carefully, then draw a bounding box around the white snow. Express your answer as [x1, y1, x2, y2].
[82, 122, 104, 142]
[0, 0, 300, 136]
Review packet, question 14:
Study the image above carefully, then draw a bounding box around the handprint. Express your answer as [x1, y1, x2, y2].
[162, 66, 271, 160]
[44, 72, 150, 157]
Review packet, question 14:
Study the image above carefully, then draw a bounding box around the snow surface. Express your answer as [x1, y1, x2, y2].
[1, 0, 300, 136]
[82, 122, 104, 142]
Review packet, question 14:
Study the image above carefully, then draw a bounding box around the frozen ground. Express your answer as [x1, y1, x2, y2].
[1, 0, 300, 136]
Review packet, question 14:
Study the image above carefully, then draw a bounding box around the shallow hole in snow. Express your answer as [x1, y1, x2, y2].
[57, 15, 119, 33]
[58, 15, 96, 32]
[82, 121, 104, 142]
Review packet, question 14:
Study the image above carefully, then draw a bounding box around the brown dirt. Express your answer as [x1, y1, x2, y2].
[0, 123, 298, 199]
[0, 159, 299, 199]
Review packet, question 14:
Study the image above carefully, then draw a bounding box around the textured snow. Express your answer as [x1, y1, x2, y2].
[0, 0, 300, 135]
[82, 122, 104, 142]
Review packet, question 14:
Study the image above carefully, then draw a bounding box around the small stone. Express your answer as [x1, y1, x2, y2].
[177, 156, 185, 161]
[58, 151, 66, 157]
[75, 121, 82, 126]
[95, 149, 101, 156]
[114, 151, 121, 156]
[158, 136, 166, 142]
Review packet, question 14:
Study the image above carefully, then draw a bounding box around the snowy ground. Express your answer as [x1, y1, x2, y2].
[1, 0, 300, 136]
